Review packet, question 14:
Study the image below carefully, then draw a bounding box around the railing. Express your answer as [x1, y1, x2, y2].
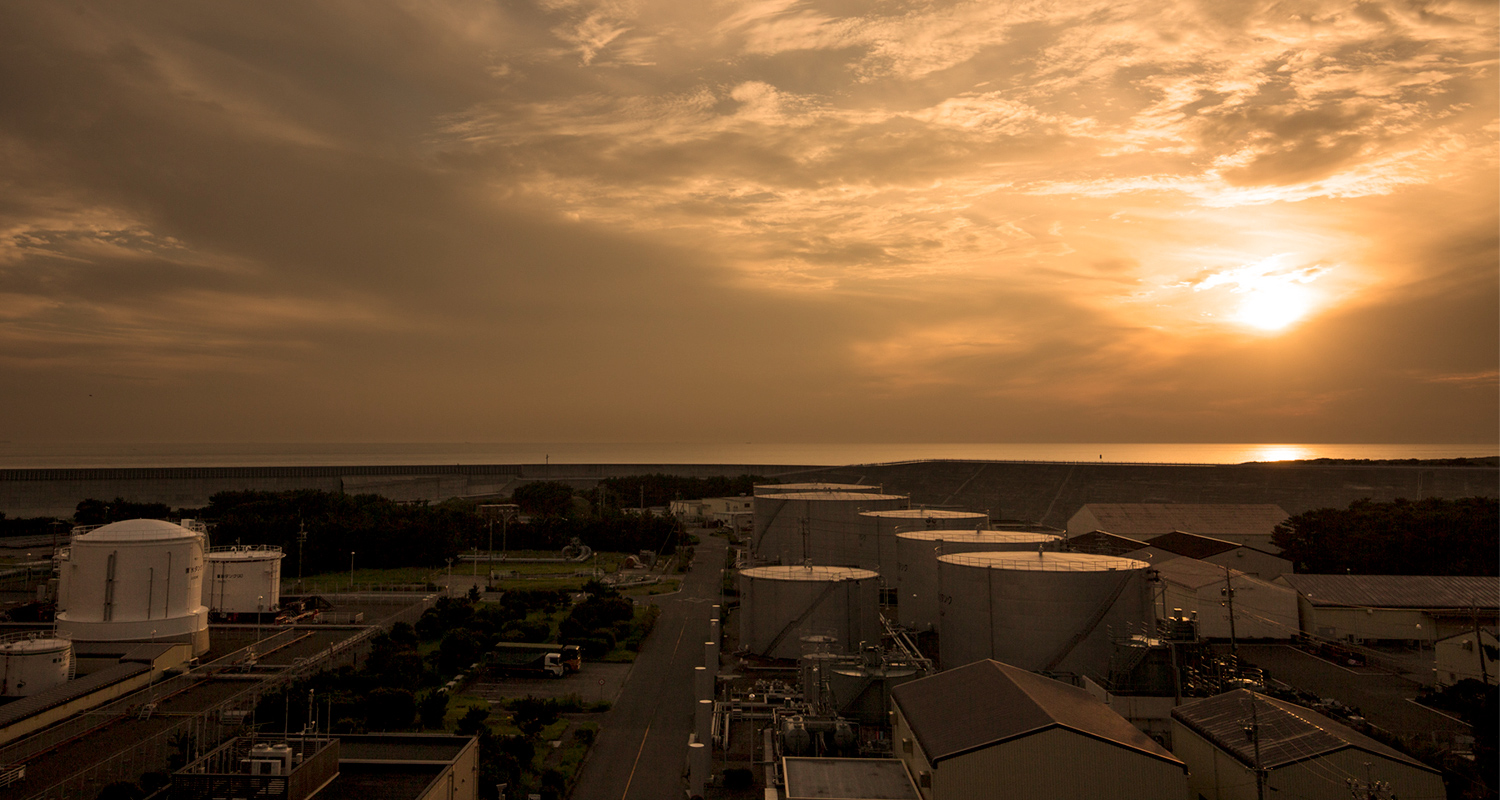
[3, 593, 439, 800]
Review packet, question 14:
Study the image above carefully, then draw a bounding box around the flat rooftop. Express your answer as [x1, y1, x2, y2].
[782, 757, 920, 800]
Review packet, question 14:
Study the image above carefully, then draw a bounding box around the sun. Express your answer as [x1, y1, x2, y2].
[1235, 281, 1313, 331]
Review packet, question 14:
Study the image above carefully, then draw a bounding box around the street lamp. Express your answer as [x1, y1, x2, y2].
[257, 595, 264, 644]
[349, 551, 356, 590]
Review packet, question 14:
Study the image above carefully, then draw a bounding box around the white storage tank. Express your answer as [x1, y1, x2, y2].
[0, 632, 73, 697]
[204, 545, 284, 619]
[56, 519, 210, 656]
[860, 509, 990, 576]
[896, 529, 1063, 631]
[753, 492, 908, 566]
[936, 551, 1150, 677]
[739, 566, 880, 660]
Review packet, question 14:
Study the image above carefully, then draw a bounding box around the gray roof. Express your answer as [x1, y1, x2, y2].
[1278, 574, 1499, 609]
[783, 758, 920, 799]
[1172, 690, 1438, 773]
[0, 662, 150, 729]
[1080, 504, 1288, 536]
[1067, 530, 1151, 556]
[1146, 531, 1281, 560]
[891, 660, 1181, 767]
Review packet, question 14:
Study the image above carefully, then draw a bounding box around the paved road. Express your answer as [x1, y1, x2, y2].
[571, 533, 725, 800]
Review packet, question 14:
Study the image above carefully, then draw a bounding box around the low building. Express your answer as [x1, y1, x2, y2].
[1138, 556, 1299, 640]
[1171, 689, 1444, 800]
[1434, 626, 1497, 686]
[1066, 504, 1288, 552]
[890, 660, 1187, 800]
[1273, 574, 1500, 644]
[171, 734, 478, 800]
[782, 757, 921, 800]
[671, 496, 755, 530]
[1137, 531, 1291, 581]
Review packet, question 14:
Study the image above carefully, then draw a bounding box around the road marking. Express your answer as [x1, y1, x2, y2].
[619, 618, 687, 799]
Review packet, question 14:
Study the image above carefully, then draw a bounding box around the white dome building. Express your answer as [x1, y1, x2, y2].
[56, 519, 209, 656]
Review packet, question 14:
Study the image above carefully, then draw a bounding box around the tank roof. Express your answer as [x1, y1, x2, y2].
[741, 565, 879, 581]
[759, 492, 908, 502]
[75, 519, 199, 542]
[861, 509, 986, 519]
[898, 530, 1060, 544]
[938, 551, 1147, 572]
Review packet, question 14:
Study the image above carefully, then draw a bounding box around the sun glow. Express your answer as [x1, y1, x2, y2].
[1235, 281, 1313, 331]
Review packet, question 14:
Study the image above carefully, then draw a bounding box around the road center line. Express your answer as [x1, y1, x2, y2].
[619, 618, 688, 799]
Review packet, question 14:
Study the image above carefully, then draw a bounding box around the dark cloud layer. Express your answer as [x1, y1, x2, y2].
[0, 0, 1494, 445]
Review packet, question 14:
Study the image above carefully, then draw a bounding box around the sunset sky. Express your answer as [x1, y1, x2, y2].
[1, 0, 1495, 446]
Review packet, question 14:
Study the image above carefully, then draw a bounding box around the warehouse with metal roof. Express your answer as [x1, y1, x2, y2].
[1171, 689, 1444, 800]
[1066, 504, 1288, 552]
[1274, 574, 1500, 644]
[890, 660, 1187, 800]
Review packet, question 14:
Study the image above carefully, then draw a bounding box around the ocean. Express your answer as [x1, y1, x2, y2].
[0, 442, 1493, 469]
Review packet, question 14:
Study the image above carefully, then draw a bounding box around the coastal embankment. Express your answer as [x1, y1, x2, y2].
[1, 459, 1495, 524]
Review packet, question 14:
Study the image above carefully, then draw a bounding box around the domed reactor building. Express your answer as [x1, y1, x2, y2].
[56, 519, 211, 656]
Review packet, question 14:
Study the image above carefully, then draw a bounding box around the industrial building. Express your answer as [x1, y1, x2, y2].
[890, 660, 1187, 800]
[781, 757, 920, 800]
[935, 551, 1152, 676]
[1066, 504, 1289, 552]
[1273, 574, 1500, 644]
[753, 491, 909, 567]
[169, 733, 479, 800]
[1433, 626, 1497, 686]
[1063, 530, 1149, 557]
[1142, 556, 1299, 640]
[1171, 689, 1444, 800]
[1130, 531, 1291, 581]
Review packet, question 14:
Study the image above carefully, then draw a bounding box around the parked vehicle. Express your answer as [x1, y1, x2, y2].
[489, 642, 582, 678]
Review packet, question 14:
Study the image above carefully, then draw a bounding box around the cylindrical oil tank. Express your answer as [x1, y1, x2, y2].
[754, 483, 881, 496]
[860, 509, 990, 576]
[896, 530, 1064, 631]
[0, 633, 72, 697]
[936, 551, 1150, 676]
[739, 566, 880, 660]
[203, 545, 284, 617]
[56, 519, 210, 656]
[753, 492, 908, 566]
[825, 663, 923, 725]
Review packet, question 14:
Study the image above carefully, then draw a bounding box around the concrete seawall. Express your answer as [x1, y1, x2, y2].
[0, 463, 815, 518]
[2, 460, 1495, 524]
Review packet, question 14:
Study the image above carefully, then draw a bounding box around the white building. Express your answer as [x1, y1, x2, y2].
[1433, 626, 1497, 686]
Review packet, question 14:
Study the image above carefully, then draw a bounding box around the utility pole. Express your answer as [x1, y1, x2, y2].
[1475, 607, 1490, 684]
[1222, 566, 1239, 676]
[1346, 762, 1395, 799]
[1247, 691, 1268, 800]
[297, 520, 307, 592]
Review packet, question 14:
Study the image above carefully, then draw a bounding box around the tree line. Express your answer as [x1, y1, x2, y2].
[1272, 496, 1497, 575]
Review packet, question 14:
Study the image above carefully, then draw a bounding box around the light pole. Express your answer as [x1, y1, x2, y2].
[257, 596, 264, 644]
[349, 551, 356, 590]
[446, 558, 453, 596]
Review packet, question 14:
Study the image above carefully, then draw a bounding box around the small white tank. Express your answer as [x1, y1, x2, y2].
[895, 529, 1063, 631]
[203, 545, 284, 617]
[56, 519, 209, 656]
[860, 509, 990, 575]
[739, 566, 880, 660]
[753, 492, 908, 566]
[936, 551, 1150, 676]
[0, 633, 73, 697]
